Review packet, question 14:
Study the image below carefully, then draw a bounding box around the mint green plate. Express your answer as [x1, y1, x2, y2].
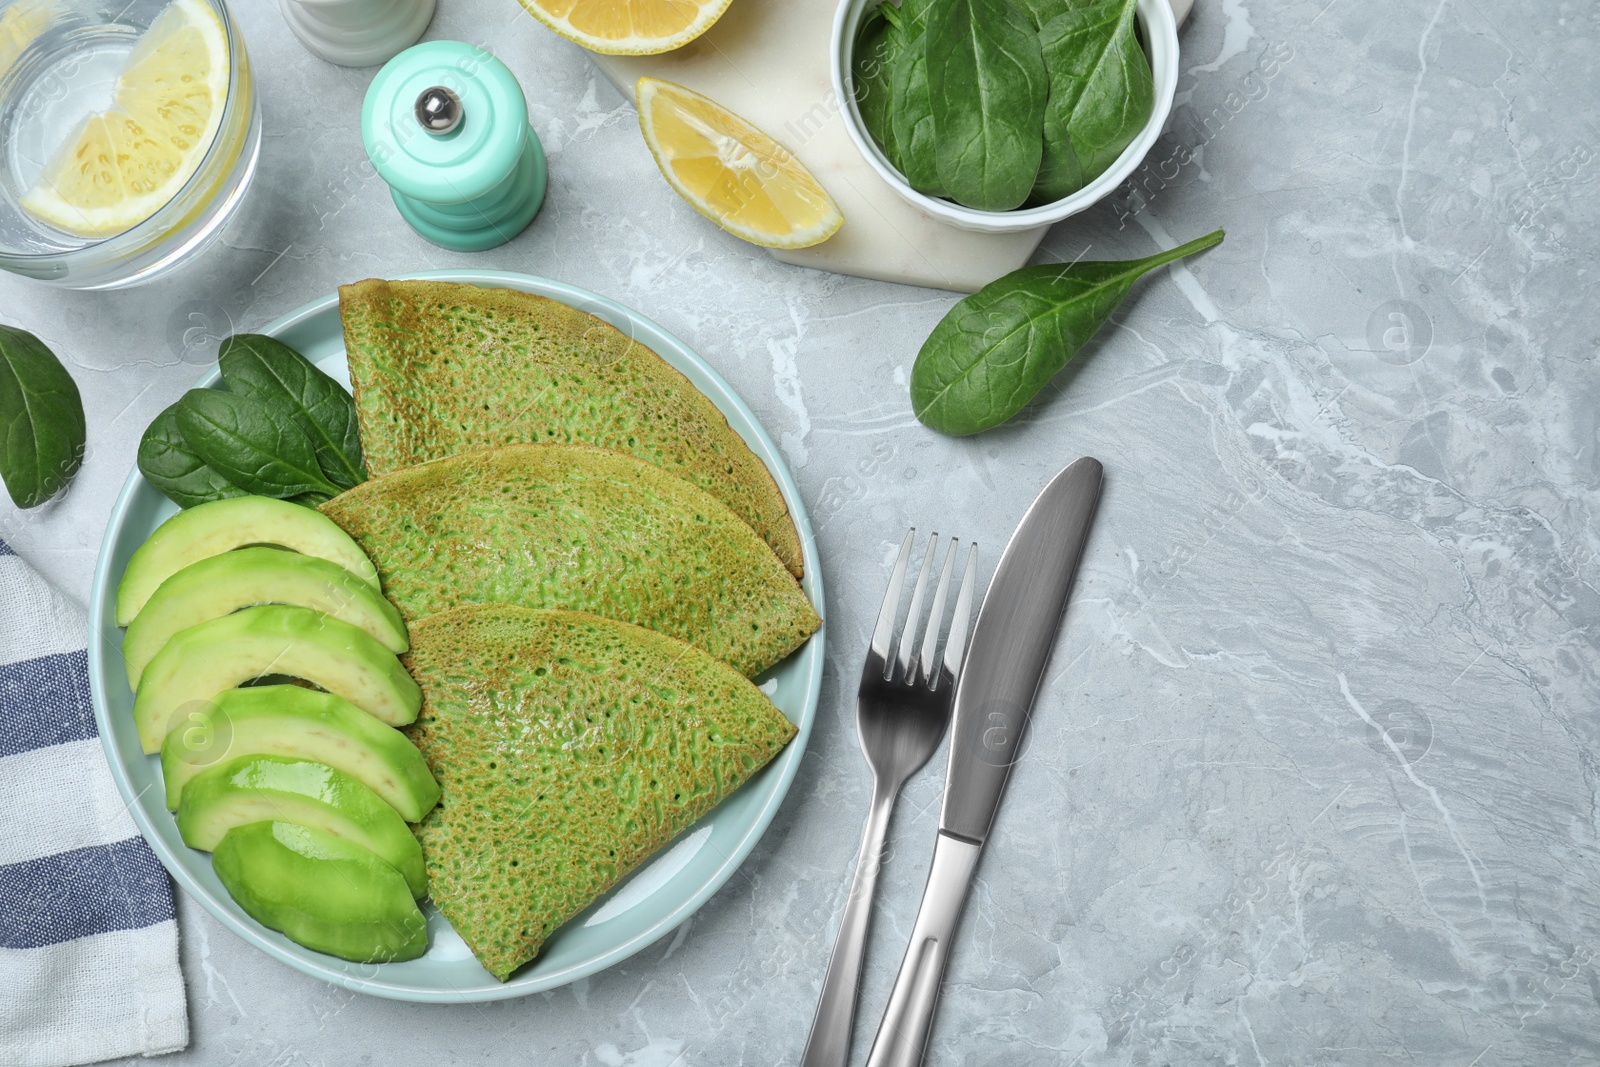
[88, 270, 824, 1002]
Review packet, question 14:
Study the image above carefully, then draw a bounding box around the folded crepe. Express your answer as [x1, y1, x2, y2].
[338, 279, 804, 578]
[402, 606, 798, 980]
[319, 443, 819, 678]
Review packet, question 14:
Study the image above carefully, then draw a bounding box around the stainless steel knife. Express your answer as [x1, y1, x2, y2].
[863, 456, 1104, 1067]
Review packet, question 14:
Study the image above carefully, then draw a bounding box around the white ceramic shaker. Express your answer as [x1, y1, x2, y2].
[279, 0, 436, 67]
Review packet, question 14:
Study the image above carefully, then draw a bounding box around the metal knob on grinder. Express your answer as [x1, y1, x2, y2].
[415, 86, 461, 134]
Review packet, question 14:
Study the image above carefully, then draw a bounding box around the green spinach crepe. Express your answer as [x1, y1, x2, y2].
[338, 279, 804, 578]
[320, 443, 818, 678]
[403, 606, 797, 980]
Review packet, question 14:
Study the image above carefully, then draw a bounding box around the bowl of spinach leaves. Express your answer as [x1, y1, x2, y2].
[832, 0, 1178, 233]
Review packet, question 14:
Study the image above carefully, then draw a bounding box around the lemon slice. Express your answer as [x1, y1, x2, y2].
[0, 1, 56, 74]
[636, 77, 843, 250]
[517, 0, 733, 56]
[20, 0, 229, 239]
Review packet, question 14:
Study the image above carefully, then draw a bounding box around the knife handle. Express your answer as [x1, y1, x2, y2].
[863, 832, 984, 1067]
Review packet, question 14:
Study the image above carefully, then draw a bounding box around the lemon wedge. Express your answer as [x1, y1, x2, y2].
[517, 0, 732, 55]
[20, 0, 229, 239]
[636, 77, 843, 250]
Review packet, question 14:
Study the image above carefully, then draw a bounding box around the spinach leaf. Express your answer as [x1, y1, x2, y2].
[1034, 0, 1154, 202]
[926, 0, 1049, 211]
[218, 333, 365, 490]
[0, 325, 84, 509]
[893, 0, 938, 50]
[911, 229, 1224, 435]
[855, 7, 903, 170]
[1012, 0, 1086, 30]
[888, 23, 945, 195]
[175, 389, 343, 502]
[137, 403, 247, 508]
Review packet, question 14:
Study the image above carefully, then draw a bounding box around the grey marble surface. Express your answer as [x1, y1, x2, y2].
[4, 0, 1599, 1063]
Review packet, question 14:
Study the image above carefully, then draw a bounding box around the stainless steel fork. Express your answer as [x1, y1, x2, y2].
[799, 529, 979, 1067]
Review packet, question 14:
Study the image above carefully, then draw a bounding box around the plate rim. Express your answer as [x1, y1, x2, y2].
[87, 268, 825, 1003]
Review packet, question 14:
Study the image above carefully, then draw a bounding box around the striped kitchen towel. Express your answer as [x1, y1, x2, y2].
[0, 538, 189, 1066]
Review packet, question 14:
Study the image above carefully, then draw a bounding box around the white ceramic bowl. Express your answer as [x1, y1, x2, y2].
[830, 0, 1178, 234]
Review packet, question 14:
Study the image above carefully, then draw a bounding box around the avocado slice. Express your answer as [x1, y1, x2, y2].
[159, 685, 439, 821]
[133, 604, 421, 753]
[177, 754, 426, 896]
[117, 496, 380, 626]
[212, 821, 428, 963]
[123, 547, 408, 690]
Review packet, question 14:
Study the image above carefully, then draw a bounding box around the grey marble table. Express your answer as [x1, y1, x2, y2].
[5, 0, 1598, 1063]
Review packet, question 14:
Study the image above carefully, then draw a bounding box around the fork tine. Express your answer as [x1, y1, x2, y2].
[895, 533, 938, 680]
[918, 538, 959, 686]
[870, 529, 915, 664]
[941, 543, 979, 680]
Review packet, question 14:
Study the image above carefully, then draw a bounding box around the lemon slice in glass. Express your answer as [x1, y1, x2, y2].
[0, 1, 55, 74]
[517, 0, 733, 56]
[20, 0, 229, 239]
[636, 77, 843, 250]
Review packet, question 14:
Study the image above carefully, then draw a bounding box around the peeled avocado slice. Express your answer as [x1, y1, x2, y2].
[177, 754, 426, 897]
[159, 685, 439, 820]
[213, 821, 427, 963]
[116, 496, 381, 626]
[133, 604, 421, 754]
[123, 547, 408, 690]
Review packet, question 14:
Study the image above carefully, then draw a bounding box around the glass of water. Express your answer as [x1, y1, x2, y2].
[0, 0, 259, 289]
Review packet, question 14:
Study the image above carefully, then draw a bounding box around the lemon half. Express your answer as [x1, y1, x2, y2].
[637, 77, 843, 250]
[516, 0, 733, 56]
[20, 0, 229, 239]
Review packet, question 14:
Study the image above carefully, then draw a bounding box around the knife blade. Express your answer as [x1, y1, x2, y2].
[863, 456, 1103, 1067]
[940, 455, 1103, 842]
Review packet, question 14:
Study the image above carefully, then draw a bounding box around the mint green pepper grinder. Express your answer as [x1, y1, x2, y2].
[361, 41, 547, 251]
